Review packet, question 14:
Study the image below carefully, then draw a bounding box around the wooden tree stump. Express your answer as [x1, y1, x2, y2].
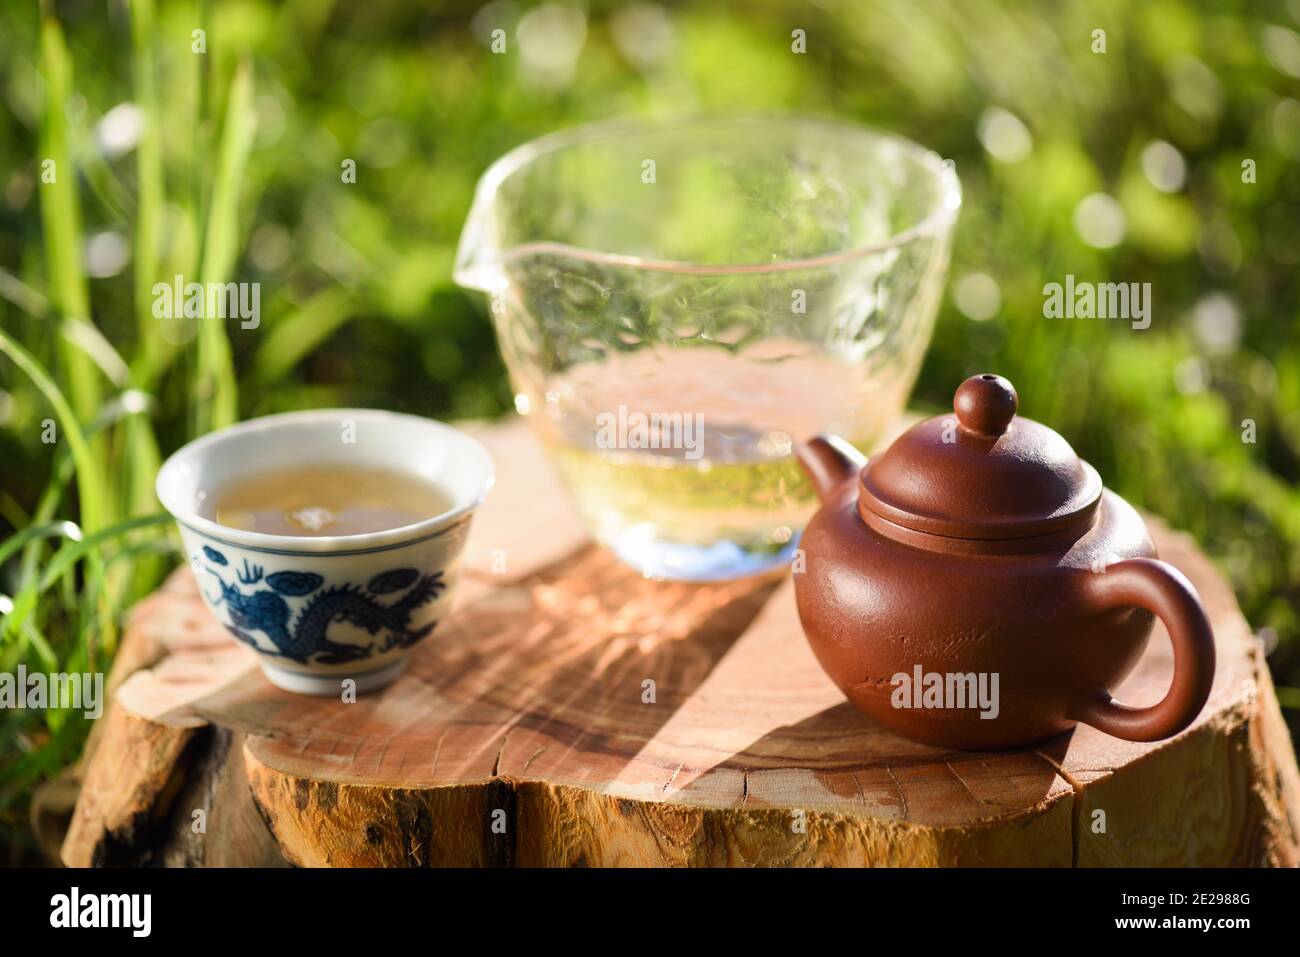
[60, 420, 1300, 867]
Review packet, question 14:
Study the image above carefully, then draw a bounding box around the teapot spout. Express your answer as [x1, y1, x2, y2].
[797, 436, 866, 503]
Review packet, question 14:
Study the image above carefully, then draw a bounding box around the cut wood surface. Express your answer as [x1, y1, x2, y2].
[60, 418, 1300, 867]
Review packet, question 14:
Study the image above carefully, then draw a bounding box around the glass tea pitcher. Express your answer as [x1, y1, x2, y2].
[455, 115, 960, 581]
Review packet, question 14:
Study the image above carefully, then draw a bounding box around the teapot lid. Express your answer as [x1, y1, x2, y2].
[858, 374, 1102, 540]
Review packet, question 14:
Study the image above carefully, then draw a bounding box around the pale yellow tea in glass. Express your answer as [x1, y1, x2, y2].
[204, 464, 452, 537]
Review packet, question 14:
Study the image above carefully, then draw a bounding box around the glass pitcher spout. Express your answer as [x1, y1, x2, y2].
[452, 177, 508, 294]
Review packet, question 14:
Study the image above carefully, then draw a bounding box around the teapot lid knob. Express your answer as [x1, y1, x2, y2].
[954, 374, 1018, 437]
[858, 370, 1102, 540]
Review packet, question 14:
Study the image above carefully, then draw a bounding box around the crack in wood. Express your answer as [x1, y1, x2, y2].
[882, 766, 907, 817]
[428, 726, 450, 777]
[943, 761, 991, 809]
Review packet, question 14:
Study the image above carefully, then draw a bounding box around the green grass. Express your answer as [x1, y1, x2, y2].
[1, 0, 1299, 860]
[0, 2, 265, 859]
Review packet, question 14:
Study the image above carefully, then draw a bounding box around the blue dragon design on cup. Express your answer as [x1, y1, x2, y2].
[199, 546, 446, 665]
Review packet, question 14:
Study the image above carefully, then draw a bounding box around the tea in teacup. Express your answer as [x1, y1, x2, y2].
[157, 408, 493, 693]
[202, 464, 453, 537]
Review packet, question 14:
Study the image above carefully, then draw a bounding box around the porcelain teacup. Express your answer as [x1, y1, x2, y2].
[156, 409, 494, 695]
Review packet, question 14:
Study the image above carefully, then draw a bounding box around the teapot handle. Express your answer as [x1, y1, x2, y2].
[1071, 558, 1216, 742]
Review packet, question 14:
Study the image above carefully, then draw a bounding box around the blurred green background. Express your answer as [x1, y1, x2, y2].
[1, 0, 1299, 861]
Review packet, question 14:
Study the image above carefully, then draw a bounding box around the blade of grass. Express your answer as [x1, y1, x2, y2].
[20, 622, 58, 675]
[0, 267, 50, 318]
[77, 537, 181, 638]
[0, 521, 83, 570]
[34, 514, 171, 593]
[194, 59, 256, 433]
[64, 108, 132, 224]
[14, 387, 154, 591]
[129, 0, 166, 383]
[0, 328, 104, 534]
[0, 492, 31, 530]
[61, 317, 130, 387]
[0, 615, 59, 676]
[0, 268, 155, 594]
[0, 327, 117, 661]
[37, 17, 103, 438]
[4, 265, 161, 597]
[0, 513, 170, 646]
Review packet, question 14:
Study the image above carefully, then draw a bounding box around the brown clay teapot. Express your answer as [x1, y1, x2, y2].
[794, 373, 1216, 751]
